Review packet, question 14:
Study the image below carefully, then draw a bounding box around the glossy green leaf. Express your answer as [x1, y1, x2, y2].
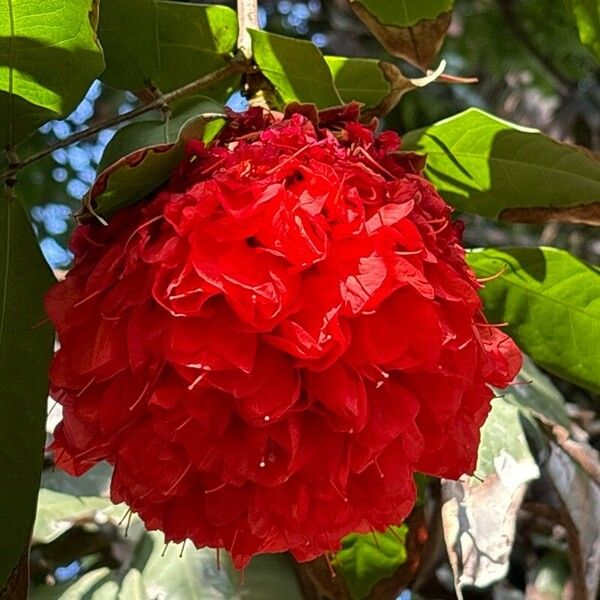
[403, 109, 600, 223]
[98, 0, 238, 96]
[468, 247, 600, 394]
[97, 96, 224, 173]
[565, 0, 600, 61]
[349, 0, 452, 68]
[326, 56, 392, 107]
[325, 56, 421, 115]
[87, 114, 226, 218]
[249, 29, 342, 108]
[0, 195, 55, 591]
[0, 0, 105, 147]
[334, 525, 408, 600]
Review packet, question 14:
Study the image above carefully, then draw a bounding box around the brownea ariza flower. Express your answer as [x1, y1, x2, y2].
[46, 105, 522, 568]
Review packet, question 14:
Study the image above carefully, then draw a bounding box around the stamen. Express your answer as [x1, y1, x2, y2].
[476, 266, 507, 283]
[204, 482, 228, 495]
[77, 377, 96, 397]
[324, 553, 337, 578]
[387, 526, 405, 543]
[431, 220, 450, 235]
[354, 146, 397, 180]
[265, 139, 327, 175]
[72, 288, 103, 308]
[129, 381, 150, 411]
[31, 316, 51, 330]
[165, 463, 192, 495]
[176, 416, 193, 431]
[188, 371, 208, 391]
[331, 480, 349, 503]
[458, 338, 472, 350]
[124, 509, 133, 538]
[118, 507, 132, 527]
[369, 526, 381, 548]
[124, 215, 163, 252]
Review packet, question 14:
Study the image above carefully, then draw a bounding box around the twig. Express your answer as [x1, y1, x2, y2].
[237, 0, 259, 60]
[0, 59, 250, 183]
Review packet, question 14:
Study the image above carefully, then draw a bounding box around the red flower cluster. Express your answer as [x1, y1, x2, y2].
[46, 106, 521, 567]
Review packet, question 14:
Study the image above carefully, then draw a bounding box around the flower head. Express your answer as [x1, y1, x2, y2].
[46, 106, 521, 567]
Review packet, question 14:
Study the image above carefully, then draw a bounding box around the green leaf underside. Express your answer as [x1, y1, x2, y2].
[33, 490, 112, 545]
[91, 115, 226, 217]
[98, 0, 238, 95]
[32, 489, 305, 600]
[468, 247, 600, 395]
[475, 398, 538, 484]
[97, 96, 223, 173]
[350, 0, 453, 26]
[504, 356, 571, 429]
[0, 197, 55, 589]
[249, 29, 343, 108]
[402, 108, 600, 219]
[325, 56, 391, 107]
[0, 0, 105, 147]
[334, 525, 408, 600]
[565, 0, 600, 62]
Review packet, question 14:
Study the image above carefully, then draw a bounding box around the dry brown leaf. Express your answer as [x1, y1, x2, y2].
[351, 3, 451, 69]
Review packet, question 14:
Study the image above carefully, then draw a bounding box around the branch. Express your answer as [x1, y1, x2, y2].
[237, 0, 259, 60]
[1, 59, 250, 183]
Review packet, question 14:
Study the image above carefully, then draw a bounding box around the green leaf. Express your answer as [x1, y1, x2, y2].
[98, 0, 238, 96]
[33, 490, 112, 545]
[334, 526, 408, 600]
[350, 0, 453, 26]
[504, 356, 571, 430]
[326, 56, 393, 107]
[0, 0, 105, 147]
[468, 247, 600, 395]
[474, 399, 540, 483]
[249, 29, 343, 108]
[30, 528, 305, 599]
[0, 195, 55, 591]
[402, 108, 600, 224]
[529, 551, 570, 600]
[349, 0, 453, 68]
[565, 0, 600, 61]
[41, 461, 113, 498]
[326, 56, 420, 115]
[87, 114, 226, 218]
[442, 398, 539, 591]
[97, 96, 224, 173]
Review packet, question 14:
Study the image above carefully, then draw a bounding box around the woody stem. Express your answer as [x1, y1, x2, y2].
[1, 59, 250, 184]
[237, 0, 260, 60]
